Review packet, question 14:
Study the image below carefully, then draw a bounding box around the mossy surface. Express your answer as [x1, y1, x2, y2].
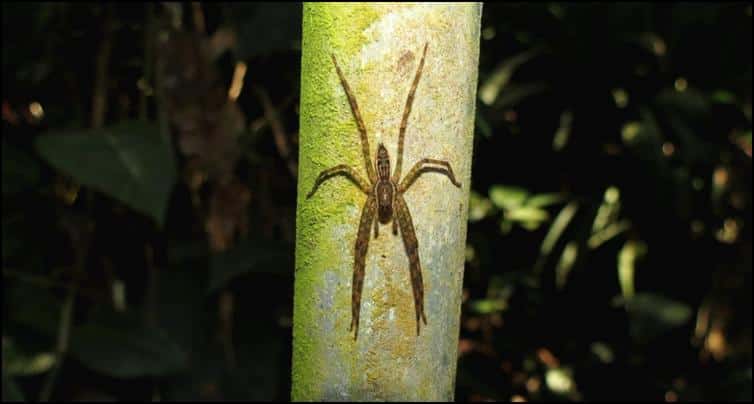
[292, 3, 482, 401]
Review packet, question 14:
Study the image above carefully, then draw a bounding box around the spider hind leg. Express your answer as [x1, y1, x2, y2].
[395, 194, 427, 336]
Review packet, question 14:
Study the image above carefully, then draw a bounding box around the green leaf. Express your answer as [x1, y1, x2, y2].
[479, 47, 542, 105]
[623, 293, 692, 342]
[538, 202, 579, 258]
[35, 120, 176, 226]
[552, 110, 573, 151]
[489, 185, 528, 210]
[3, 340, 56, 376]
[617, 240, 646, 299]
[2, 140, 41, 195]
[525, 193, 564, 208]
[208, 238, 293, 293]
[505, 206, 549, 223]
[229, 3, 302, 58]
[711, 90, 736, 104]
[555, 241, 579, 289]
[468, 190, 494, 222]
[468, 298, 507, 314]
[68, 310, 188, 378]
[494, 82, 547, 110]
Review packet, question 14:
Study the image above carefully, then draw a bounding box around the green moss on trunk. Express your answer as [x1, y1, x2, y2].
[293, 3, 482, 401]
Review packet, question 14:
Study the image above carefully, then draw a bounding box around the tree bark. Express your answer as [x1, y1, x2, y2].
[292, 3, 482, 401]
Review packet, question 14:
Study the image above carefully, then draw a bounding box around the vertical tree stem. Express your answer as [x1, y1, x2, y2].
[292, 3, 482, 401]
[91, 5, 112, 129]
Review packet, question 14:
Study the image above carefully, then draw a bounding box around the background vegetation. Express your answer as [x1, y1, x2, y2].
[2, 3, 751, 401]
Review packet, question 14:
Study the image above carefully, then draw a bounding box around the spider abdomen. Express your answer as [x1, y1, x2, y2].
[376, 181, 394, 224]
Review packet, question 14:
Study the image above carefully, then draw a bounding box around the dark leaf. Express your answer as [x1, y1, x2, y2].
[208, 238, 293, 293]
[624, 293, 692, 342]
[68, 310, 188, 378]
[35, 120, 176, 226]
[227, 3, 302, 59]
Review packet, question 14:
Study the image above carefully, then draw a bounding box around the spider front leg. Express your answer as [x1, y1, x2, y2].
[398, 158, 462, 193]
[306, 164, 371, 198]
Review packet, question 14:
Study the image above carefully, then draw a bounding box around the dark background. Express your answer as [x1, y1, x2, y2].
[2, 2, 751, 401]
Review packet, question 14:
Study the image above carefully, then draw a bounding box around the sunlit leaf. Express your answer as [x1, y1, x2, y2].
[489, 185, 528, 210]
[534, 201, 579, 275]
[506, 206, 549, 223]
[468, 298, 507, 314]
[621, 121, 642, 145]
[468, 190, 494, 222]
[590, 342, 614, 363]
[592, 186, 621, 233]
[494, 82, 547, 110]
[538, 202, 579, 257]
[526, 193, 564, 208]
[479, 47, 542, 105]
[546, 367, 575, 395]
[588, 219, 630, 249]
[555, 241, 578, 289]
[35, 120, 176, 226]
[617, 240, 646, 299]
[552, 110, 573, 151]
[3, 341, 56, 376]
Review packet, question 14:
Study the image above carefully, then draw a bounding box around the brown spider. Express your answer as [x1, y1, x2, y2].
[306, 43, 461, 339]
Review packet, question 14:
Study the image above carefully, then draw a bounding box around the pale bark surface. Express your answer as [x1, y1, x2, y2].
[292, 3, 482, 401]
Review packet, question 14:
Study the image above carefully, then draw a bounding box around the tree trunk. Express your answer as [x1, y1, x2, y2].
[292, 3, 482, 401]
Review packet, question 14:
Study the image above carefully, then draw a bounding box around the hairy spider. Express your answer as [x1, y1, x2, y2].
[306, 43, 461, 339]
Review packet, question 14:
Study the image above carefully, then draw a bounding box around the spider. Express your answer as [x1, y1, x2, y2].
[306, 43, 462, 339]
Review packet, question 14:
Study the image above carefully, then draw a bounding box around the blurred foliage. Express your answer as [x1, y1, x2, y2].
[1, 2, 751, 402]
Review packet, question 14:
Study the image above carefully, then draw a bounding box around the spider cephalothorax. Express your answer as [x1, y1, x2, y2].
[307, 43, 461, 339]
[375, 144, 395, 226]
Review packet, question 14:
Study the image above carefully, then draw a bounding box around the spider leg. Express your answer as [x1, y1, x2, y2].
[351, 195, 377, 340]
[392, 218, 398, 236]
[331, 54, 378, 184]
[393, 42, 429, 183]
[306, 165, 371, 199]
[395, 194, 428, 336]
[374, 215, 379, 239]
[398, 158, 461, 193]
